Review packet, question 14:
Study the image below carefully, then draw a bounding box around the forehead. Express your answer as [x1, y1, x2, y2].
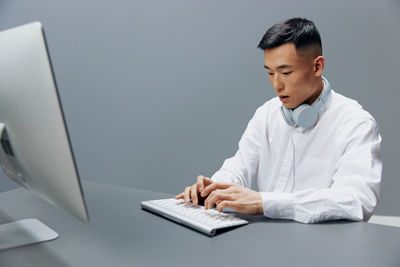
[263, 43, 307, 68]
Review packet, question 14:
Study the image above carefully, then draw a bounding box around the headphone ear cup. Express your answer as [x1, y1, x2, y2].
[292, 104, 318, 128]
[280, 106, 295, 126]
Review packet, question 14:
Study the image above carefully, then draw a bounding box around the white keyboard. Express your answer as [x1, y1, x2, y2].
[141, 198, 248, 236]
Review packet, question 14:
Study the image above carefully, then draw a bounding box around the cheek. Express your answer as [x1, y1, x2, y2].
[294, 71, 311, 87]
[286, 75, 303, 93]
[288, 75, 310, 100]
[292, 72, 307, 86]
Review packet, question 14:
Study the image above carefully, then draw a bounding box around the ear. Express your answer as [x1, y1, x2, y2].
[313, 56, 325, 76]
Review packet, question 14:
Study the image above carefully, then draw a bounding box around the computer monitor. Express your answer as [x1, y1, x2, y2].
[0, 22, 89, 250]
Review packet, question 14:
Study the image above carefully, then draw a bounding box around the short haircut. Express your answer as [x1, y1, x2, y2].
[258, 18, 322, 56]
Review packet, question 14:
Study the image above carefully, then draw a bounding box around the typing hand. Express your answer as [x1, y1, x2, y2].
[175, 175, 214, 206]
[201, 183, 263, 215]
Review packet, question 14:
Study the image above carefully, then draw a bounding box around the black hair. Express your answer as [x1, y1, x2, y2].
[258, 18, 322, 56]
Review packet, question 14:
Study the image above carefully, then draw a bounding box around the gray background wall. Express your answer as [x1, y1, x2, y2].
[0, 0, 399, 216]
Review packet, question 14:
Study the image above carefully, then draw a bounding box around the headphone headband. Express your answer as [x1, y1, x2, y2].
[310, 76, 331, 110]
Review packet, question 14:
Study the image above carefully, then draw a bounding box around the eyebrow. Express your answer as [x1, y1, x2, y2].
[264, 64, 293, 70]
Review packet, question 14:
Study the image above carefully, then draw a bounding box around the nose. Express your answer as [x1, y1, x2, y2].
[272, 75, 284, 92]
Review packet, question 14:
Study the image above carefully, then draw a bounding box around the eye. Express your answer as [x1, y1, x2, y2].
[267, 72, 274, 76]
[282, 71, 293, 75]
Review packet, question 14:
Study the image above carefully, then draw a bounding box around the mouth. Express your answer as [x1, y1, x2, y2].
[279, 95, 289, 103]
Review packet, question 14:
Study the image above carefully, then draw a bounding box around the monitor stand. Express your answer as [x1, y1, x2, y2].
[0, 122, 59, 250]
[0, 218, 59, 251]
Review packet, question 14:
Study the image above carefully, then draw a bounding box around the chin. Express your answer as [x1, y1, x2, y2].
[282, 103, 297, 109]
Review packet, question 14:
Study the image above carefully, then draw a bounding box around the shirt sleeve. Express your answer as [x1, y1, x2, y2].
[211, 107, 263, 189]
[260, 118, 382, 223]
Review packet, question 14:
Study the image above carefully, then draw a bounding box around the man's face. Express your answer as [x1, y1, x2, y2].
[263, 42, 322, 109]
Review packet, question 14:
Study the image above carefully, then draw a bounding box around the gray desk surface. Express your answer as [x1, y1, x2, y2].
[0, 181, 399, 267]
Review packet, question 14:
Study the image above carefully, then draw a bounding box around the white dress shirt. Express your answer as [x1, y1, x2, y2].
[211, 83, 382, 223]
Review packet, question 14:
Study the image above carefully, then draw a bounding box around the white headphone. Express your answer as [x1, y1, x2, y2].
[280, 76, 331, 129]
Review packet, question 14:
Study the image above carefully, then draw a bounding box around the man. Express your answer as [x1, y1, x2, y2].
[175, 18, 382, 223]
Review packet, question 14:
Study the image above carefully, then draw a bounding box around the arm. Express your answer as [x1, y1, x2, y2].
[211, 107, 263, 189]
[202, 118, 382, 221]
[260, 118, 382, 223]
[175, 106, 264, 207]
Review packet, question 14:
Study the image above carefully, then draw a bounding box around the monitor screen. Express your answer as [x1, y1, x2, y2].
[0, 22, 89, 250]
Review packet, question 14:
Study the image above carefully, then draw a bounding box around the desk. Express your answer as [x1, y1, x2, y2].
[0, 181, 399, 266]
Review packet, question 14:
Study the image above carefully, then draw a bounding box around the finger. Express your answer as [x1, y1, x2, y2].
[198, 177, 214, 194]
[175, 193, 184, 199]
[196, 175, 205, 192]
[183, 186, 191, 204]
[216, 200, 235, 213]
[201, 182, 230, 197]
[204, 189, 219, 209]
[203, 177, 213, 187]
[191, 184, 198, 205]
[204, 191, 233, 210]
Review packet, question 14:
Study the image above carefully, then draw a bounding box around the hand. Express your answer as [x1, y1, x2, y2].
[175, 175, 214, 206]
[202, 183, 263, 215]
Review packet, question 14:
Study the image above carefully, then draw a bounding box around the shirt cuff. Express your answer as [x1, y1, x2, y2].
[260, 192, 296, 219]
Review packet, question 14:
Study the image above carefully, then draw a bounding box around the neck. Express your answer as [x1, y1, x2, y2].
[305, 76, 324, 105]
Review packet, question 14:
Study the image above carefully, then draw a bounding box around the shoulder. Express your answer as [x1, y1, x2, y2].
[253, 96, 281, 118]
[329, 90, 377, 124]
[328, 90, 379, 138]
[245, 97, 282, 133]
